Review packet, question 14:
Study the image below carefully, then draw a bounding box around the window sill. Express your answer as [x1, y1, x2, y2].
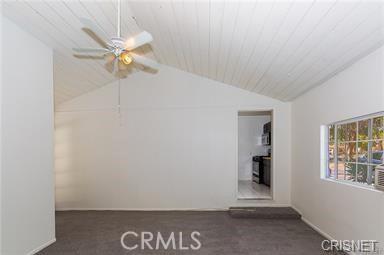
[321, 178, 384, 194]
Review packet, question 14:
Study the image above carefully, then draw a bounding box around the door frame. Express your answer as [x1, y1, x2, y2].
[236, 108, 274, 200]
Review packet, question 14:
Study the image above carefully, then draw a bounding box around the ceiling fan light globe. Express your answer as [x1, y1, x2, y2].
[120, 52, 133, 65]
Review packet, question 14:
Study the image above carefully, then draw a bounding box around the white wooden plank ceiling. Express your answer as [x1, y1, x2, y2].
[3, 0, 384, 104]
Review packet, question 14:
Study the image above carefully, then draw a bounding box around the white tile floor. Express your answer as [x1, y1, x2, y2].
[238, 180, 271, 200]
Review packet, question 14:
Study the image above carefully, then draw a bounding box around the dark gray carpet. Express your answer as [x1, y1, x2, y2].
[38, 211, 344, 255]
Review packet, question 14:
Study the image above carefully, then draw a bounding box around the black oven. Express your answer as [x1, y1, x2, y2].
[252, 156, 263, 184]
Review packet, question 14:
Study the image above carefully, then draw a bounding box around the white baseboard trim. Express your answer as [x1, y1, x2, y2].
[300, 216, 334, 240]
[55, 204, 293, 211]
[55, 208, 228, 211]
[301, 217, 357, 255]
[292, 206, 356, 255]
[27, 238, 56, 255]
[291, 206, 332, 237]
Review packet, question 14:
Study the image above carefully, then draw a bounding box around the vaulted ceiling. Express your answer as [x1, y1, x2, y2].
[3, 0, 384, 104]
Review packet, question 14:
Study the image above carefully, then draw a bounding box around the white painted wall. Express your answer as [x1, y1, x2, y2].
[292, 46, 384, 249]
[1, 17, 55, 254]
[238, 115, 270, 181]
[55, 65, 291, 209]
[0, 7, 3, 254]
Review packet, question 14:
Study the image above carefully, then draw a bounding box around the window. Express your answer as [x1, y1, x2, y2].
[327, 113, 384, 186]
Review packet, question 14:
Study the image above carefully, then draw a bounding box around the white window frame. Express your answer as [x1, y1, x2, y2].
[323, 112, 384, 188]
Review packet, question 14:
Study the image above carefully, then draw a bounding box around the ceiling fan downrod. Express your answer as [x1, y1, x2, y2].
[117, 0, 121, 38]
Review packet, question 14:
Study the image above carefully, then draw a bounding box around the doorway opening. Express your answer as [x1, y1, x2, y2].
[237, 111, 273, 200]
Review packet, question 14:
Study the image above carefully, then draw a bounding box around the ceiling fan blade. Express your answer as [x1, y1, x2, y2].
[73, 54, 105, 60]
[124, 31, 153, 51]
[104, 53, 116, 63]
[118, 59, 126, 71]
[82, 28, 109, 48]
[79, 18, 111, 45]
[130, 53, 159, 70]
[104, 55, 116, 73]
[73, 47, 110, 54]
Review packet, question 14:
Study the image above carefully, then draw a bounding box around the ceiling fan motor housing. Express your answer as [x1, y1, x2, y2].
[110, 37, 127, 56]
[111, 37, 125, 47]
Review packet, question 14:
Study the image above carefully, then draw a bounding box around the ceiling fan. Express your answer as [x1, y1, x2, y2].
[73, 0, 159, 73]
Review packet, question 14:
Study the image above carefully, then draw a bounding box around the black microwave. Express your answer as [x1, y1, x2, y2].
[262, 132, 271, 145]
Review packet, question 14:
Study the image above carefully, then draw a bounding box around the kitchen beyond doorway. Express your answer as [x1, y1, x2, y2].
[237, 111, 273, 200]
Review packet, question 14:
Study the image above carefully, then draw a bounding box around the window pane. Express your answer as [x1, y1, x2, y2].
[357, 141, 368, 163]
[329, 125, 335, 143]
[373, 116, 384, 139]
[337, 162, 345, 180]
[371, 140, 384, 165]
[328, 142, 335, 177]
[368, 165, 376, 186]
[337, 142, 357, 163]
[358, 119, 369, 140]
[327, 114, 383, 186]
[329, 160, 335, 178]
[356, 164, 368, 183]
[337, 143, 346, 162]
[345, 163, 356, 181]
[347, 122, 357, 141]
[337, 143, 346, 180]
[345, 142, 357, 162]
[338, 122, 357, 142]
[337, 125, 344, 142]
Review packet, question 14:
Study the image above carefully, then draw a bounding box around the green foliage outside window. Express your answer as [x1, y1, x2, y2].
[328, 115, 384, 186]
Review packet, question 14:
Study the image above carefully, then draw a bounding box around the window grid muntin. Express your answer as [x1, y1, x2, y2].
[327, 113, 384, 186]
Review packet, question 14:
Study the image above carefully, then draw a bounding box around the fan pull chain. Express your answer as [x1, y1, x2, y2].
[118, 78, 122, 126]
